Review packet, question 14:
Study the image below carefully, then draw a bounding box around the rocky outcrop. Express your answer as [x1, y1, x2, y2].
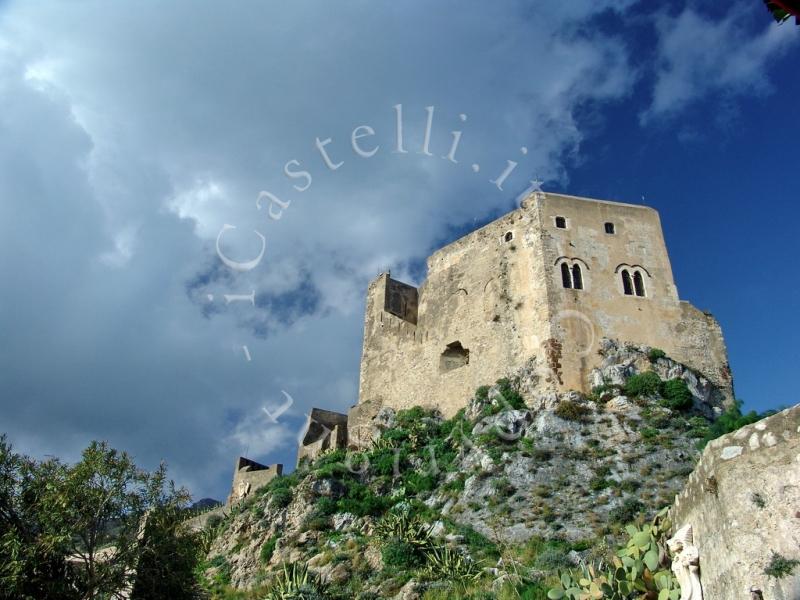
[201, 343, 729, 593]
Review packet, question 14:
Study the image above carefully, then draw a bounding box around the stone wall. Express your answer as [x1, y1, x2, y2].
[227, 457, 283, 504]
[669, 404, 800, 599]
[297, 408, 348, 465]
[350, 192, 733, 444]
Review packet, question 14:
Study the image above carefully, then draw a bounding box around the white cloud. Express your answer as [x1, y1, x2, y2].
[643, 2, 797, 123]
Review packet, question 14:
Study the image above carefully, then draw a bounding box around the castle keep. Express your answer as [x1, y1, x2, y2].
[340, 191, 732, 450]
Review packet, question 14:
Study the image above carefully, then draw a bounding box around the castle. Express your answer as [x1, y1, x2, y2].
[298, 191, 733, 459]
[214, 190, 734, 495]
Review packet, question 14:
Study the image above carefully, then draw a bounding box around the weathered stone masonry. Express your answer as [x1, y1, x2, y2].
[344, 191, 733, 449]
[669, 405, 800, 600]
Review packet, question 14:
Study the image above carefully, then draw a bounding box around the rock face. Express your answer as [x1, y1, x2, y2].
[202, 345, 728, 594]
[669, 404, 800, 600]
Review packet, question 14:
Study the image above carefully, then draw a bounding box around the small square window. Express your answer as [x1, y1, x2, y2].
[504, 231, 513, 242]
[555, 216, 567, 229]
[605, 222, 615, 234]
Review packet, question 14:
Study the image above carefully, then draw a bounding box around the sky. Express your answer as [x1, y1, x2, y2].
[0, 0, 798, 501]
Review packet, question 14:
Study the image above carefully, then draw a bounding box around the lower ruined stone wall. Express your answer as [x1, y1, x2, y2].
[669, 404, 800, 599]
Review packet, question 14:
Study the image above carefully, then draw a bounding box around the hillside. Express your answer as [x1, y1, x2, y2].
[198, 340, 730, 599]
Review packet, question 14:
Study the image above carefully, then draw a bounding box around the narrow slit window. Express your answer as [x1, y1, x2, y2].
[622, 270, 633, 295]
[561, 262, 572, 288]
[604, 222, 615, 234]
[633, 271, 645, 297]
[555, 216, 567, 229]
[572, 264, 583, 290]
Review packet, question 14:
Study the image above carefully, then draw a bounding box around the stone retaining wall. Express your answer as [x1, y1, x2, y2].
[669, 404, 800, 599]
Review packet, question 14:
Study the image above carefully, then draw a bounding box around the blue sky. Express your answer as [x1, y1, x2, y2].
[0, 0, 797, 501]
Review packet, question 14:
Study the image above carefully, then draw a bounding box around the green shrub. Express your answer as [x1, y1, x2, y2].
[640, 427, 658, 440]
[259, 535, 278, 564]
[382, 538, 426, 570]
[206, 514, 223, 530]
[659, 378, 693, 410]
[624, 371, 661, 397]
[404, 472, 438, 495]
[764, 551, 799, 579]
[588, 477, 608, 491]
[609, 498, 644, 525]
[491, 477, 516, 498]
[533, 546, 572, 571]
[455, 524, 499, 559]
[554, 400, 591, 422]
[495, 378, 526, 410]
[647, 348, 667, 362]
[619, 479, 641, 493]
[271, 487, 293, 508]
[697, 400, 770, 449]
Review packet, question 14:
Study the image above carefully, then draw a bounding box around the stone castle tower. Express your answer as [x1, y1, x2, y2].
[300, 191, 733, 458]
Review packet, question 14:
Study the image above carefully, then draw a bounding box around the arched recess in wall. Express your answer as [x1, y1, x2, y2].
[446, 288, 468, 323]
[483, 278, 501, 322]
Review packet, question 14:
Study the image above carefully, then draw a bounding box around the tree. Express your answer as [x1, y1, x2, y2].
[0, 436, 78, 600]
[130, 505, 203, 600]
[0, 437, 199, 600]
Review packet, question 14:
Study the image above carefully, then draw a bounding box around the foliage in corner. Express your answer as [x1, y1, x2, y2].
[547, 509, 680, 600]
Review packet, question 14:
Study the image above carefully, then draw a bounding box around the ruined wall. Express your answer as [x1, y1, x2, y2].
[669, 404, 800, 599]
[297, 408, 348, 464]
[350, 207, 554, 444]
[350, 192, 733, 445]
[227, 458, 283, 504]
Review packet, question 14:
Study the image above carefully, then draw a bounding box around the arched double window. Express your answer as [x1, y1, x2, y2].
[558, 258, 586, 290]
[618, 266, 647, 297]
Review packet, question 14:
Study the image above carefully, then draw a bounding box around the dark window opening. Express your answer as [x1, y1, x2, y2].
[504, 231, 513, 242]
[561, 262, 572, 288]
[604, 222, 615, 234]
[555, 216, 567, 229]
[622, 270, 633, 295]
[633, 271, 645, 297]
[439, 341, 469, 372]
[572, 264, 583, 290]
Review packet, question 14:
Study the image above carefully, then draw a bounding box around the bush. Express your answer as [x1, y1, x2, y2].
[404, 472, 438, 495]
[382, 538, 426, 570]
[533, 546, 572, 571]
[764, 551, 800, 579]
[259, 535, 278, 564]
[554, 400, 591, 422]
[619, 479, 641, 493]
[206, 514, 223, 530]
[647, 348, 667, 362]
[624, 371, 661, 397]
[495, 378, 526, 410]
[609, 498, 644, 525]
[271, 487, 293, 508]
[660, 378, 693, 410]
[697, 400, 770, 449]
[588, 476, 609, 491]
[640, 427, 658, 440]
